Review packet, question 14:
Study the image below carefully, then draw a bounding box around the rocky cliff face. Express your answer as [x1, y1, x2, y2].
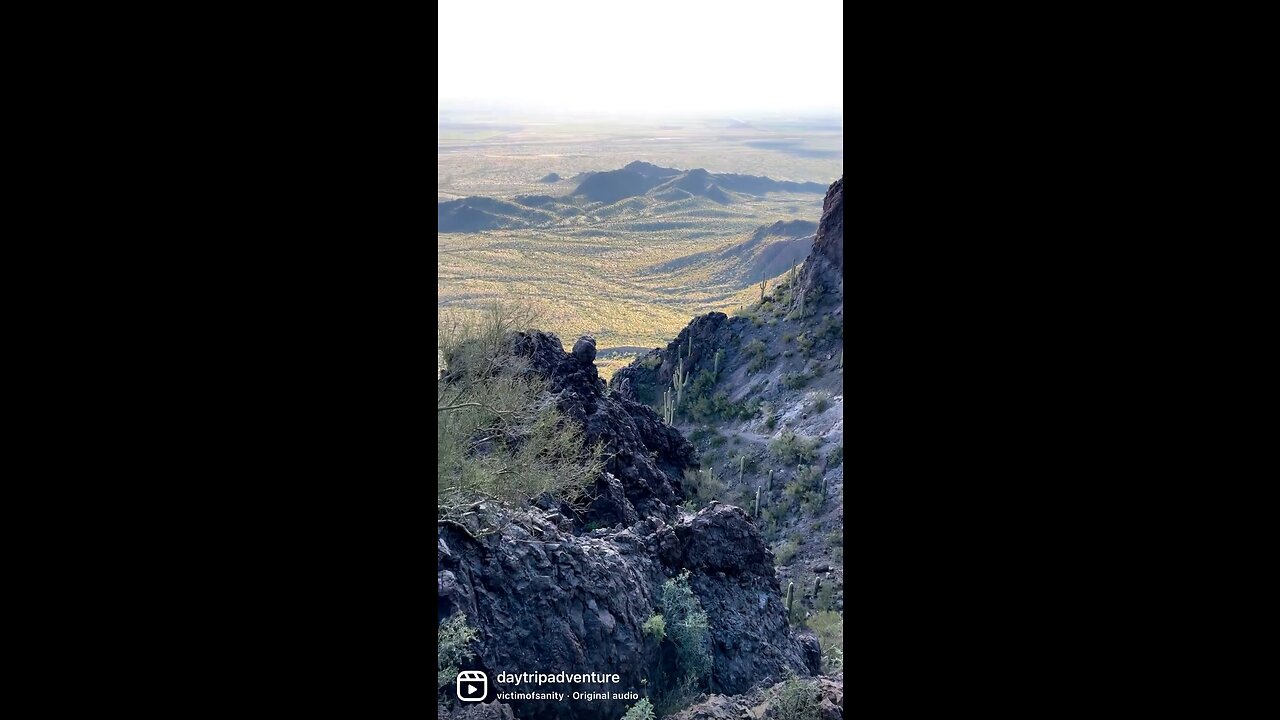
[798, 177, 843, 306]
[508, 330, 696, 525]
[439, 503, 818, 720]
[610, 312, 751, 407]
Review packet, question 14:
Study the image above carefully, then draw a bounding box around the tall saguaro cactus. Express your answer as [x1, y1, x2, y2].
[786, 582, 795, 620]
[738, 455, 746, 484]
[673, 356, 690, 407]
[662, 389, 675, 425]
[754, 486, 760, 518]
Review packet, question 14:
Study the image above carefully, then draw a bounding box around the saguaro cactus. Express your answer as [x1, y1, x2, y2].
[754, 486, 760, 518]
[786, 582, 795, 619]
[662, 389, 675, 425]
[739, 455, 746, 484]
[673, 357, 690, 407]
[768, 469, 773, 492]
[760, 272, 767, 302]
[713, 349, 724, 380]
[813, 576, 821, 597]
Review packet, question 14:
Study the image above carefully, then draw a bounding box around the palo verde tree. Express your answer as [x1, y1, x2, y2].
[437, 302, 603, 517]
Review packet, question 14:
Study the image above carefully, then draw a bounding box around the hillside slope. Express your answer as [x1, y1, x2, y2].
[611, 175, 846, 690]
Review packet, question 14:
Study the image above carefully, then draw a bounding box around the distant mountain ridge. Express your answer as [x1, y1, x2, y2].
[438, 161, 828, 233]
[573, 161, 824, 204]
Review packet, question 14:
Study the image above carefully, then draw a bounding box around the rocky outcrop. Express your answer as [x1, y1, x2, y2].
[438, 503, 817, 720]
[571, 335, 597, 364]
[798, 177, 843, 305]
[610, 312, 751, 404]
[505, 330, 696, 525]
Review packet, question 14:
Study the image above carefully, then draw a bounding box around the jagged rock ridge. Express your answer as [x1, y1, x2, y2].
[439, 503, 819, 720]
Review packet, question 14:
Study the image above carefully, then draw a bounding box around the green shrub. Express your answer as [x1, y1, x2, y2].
[781, 371, 812, 390]
[770, 431, 819, 465]
[818, 313, 842, 341]
[816, 582, 837, 611]
[662, 570, 712, 681]
[437, 613, 478, 688]
[807, 391, 832, 413]
[438, 303, 603, 515]
[643, 614, 666, 641]
[805, 610, 843, 674]
[641, 354, 662, 370]
[683, 468, 726, 507]
[760, 401, 777, 430]
[763, 518, 780, 543]
[828, 443, 843, 468]
[796, 332, 814, 355]
[774, 674, 821, 720]
[795, 464, 822, 488]
[776, 538, 799, 565]
[622, 698, 656, 720]
[746, 339, 768, 373]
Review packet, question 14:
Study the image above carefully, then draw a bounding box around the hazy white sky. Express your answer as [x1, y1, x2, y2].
[438, 0, 843, 117]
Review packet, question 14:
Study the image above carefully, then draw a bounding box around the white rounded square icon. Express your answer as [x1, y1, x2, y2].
[456, 671, 487, 701]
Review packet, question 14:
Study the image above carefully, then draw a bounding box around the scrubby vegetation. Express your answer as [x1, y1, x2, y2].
[760, 401, 778, 430]
[807, 390, 832, 413]
[805, 610, 844, 674]
[652, 570, 712, 716]
[643, 613, 666, 641]
[683, 468, 726, 507]
[782, 370, 813, 390]
[437, 303, 604, 517]
[746, 338, 768, 373]
[770, 430, 820, 465]
[776, 538, 799, 565]
[622, 698, 656, 720]
[437, 613, 478, 689]
[774, 674, 821, 720]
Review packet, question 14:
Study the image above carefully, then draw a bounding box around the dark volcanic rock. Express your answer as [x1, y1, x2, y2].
[507, 330, 695, 525]
[537, 172, 561, 183]
[610, 312, 751, 405]
[571, 335, 596, 364]
[438, 504, 815, 720]
[798, 177, 843, 304]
